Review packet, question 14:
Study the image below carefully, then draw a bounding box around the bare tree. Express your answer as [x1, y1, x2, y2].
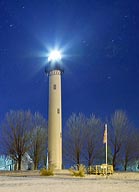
[84, 115, 102, 166]
[2, 110, 33, 170]
[64, 113, 86, 166]
[30, 113, 47, 170]
[109, 110, 130, 170]
[121, 128, 139, 171]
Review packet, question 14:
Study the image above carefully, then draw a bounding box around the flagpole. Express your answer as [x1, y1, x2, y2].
[105, 124, 108, 176]
[46, 149, 49, 169]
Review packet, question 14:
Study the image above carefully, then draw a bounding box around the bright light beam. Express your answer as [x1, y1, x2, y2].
[48, 50, 62, 62]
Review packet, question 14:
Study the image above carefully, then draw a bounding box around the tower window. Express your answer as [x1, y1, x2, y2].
[53, 84, 56, 90]
[57, 108, 60, 114]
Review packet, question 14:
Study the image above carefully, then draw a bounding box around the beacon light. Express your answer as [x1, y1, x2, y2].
[48, 50, 62, 62]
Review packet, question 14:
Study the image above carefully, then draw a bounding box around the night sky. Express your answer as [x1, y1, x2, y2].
[0, 0, 139, 127]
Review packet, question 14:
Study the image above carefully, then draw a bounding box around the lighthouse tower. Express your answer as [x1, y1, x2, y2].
[46, 50, 63, 169]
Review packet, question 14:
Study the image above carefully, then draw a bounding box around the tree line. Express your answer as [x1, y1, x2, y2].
[63, 110, 139, 171]
[0, 110, 47, 170]
[0, 109, 139, 171]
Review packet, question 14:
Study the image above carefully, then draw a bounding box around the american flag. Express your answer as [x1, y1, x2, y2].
[103, 124, 107, 144]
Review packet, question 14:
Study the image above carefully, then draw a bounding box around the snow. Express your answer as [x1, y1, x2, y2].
[0, 171, 139, 192]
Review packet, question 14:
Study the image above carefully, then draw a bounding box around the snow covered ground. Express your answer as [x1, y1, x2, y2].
[0, 172, 139, 192]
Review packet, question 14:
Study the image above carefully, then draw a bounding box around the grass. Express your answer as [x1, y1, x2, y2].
[69, 164, 86, 177]
[40, 165, 55, 176]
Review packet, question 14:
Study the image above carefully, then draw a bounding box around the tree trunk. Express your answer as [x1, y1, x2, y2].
[34, 158, 39, 170]
[124, 163, 127, 171]
[18, 155, 22, 170]
[76, 151, 80, 169]
[77, 154, 80, 165]
[88, 159, 91, 167]
[112, 153, 116, 170]
[124, 157, 128, 171]
[88, 152, 92, 167]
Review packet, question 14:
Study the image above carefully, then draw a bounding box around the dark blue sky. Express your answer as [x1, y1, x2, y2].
[0, 0, 139, 127]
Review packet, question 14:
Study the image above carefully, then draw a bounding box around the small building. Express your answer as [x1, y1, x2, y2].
[127, 161, 139, 172]
[20, 152, 34, 170]
[0, 153, 33, 171]
[0, 155, 14, 171]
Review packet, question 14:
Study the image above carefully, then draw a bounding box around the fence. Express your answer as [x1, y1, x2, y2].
[87, 164, 113, 175]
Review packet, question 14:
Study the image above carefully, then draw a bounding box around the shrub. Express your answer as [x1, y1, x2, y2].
[69, 164, 86, 177]
[40, 165, 55, 176]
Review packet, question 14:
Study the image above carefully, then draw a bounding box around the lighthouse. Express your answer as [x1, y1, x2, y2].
[46, 50, 63, 169]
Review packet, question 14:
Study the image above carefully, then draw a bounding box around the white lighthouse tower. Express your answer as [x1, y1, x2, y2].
[46, 50, 63, 169]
